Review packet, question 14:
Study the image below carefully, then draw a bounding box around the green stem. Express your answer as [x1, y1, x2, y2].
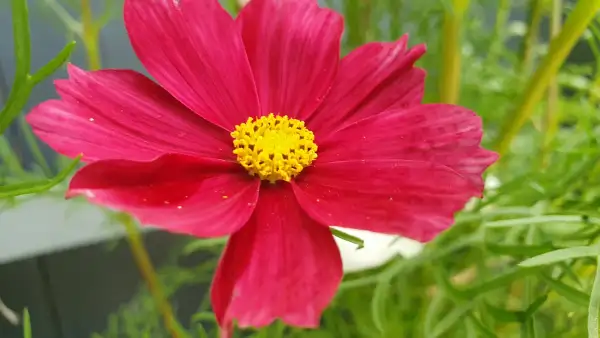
[18, 116, 52, 177]
[541, 0, 563, 165]
[589, 23, 600, 106]
[520, 0, 545, 75]
[118, 214, 187, 338]
[80, 0, 101, 70]
[522, 225, 538, 336]
[589, 255, 600, 338]
[487, 0, 512, 65]
[78, 2, 184, 336]
[494, 0, 600, 156]
[439, 0, 470, 104]
[0, 136, 26, 178]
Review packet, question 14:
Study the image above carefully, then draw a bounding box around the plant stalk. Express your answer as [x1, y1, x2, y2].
[79, 2, 183, 337]
[494, 0, 600, 156]
[80, 0, 101, 70]
[439, 0, 470, 104]
[541, 0, 563, 165]
[520, 0, 545, 75]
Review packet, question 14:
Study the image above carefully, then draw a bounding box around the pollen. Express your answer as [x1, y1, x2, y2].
[231, 113, 318, 183]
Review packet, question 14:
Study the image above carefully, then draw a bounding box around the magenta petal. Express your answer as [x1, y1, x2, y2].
[307, 36, 426, 137]
[238, 0, 343, 119]
[124, 0, 259, 130]
[211, 184, 342, 332]
[27, 65, 231, 162]
[68, 154, 260, 237]
[292, 160, 482, 242]
[318, 104, 499, 187]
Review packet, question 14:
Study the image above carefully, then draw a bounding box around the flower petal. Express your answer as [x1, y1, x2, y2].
[307, 36, 426, 137]
[27, 65, 232, 162]
[292, 160, 482, 242]
[68, 154, 260, 237]
[124, 0, 259, 130]
[237, 0, 343, 119]
[318, 104, 498, 188]
[211, 184, 342, 332]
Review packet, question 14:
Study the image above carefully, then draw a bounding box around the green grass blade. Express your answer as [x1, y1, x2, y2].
[540, 274, 589, 307]
[11, 0, 31, 82]
[519, 246, 600, 267]
[22, 308, 31, 338]
[29, 41, 76, 85]
[0, 155, 80, 198]
[330, 228, 364, 249]
[589, 256, 600, 338]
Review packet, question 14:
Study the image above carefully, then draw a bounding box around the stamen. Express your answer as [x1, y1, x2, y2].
[231, 114, 318, 183]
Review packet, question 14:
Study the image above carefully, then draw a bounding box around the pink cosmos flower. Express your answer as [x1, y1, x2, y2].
[26, 0, 497, 335]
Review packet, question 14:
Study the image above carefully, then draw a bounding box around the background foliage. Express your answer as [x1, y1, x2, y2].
[4, 0, 600, 337]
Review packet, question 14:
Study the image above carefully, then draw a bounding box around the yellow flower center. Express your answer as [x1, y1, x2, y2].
[231, 113, 318, 183]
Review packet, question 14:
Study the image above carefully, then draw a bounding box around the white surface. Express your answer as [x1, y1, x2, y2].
[0, 196, 126, 264]
[333, 227, 424, 273]
[0, 195, 424, 269]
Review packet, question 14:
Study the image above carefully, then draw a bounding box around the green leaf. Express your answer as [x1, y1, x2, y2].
[424, 293, 446, 337]
[192, 312, 217, 323]
[519, 245, 600, 267]
[182, 238, 228, 255]
[485, 215, 597, 228]
[464, 267, 544, 296]
[337, 275, 379, 291]
[466, 312, 498, 338]
[0, 136, 26, 177]
[22, 308, 31, 338]
[589, 256, 600, 338]
[524, 295, 548, 317]
[330, 228, 364, 249]
[0, 155, 81, 198]
[1, 1, 75, 134]
[539, 274, 589, 307]
[1, 0, 31, 135]
[486, 243, 555, 257]
[17, 116, 52, 177]
[371, 274, 390, 332]
[29, 41, 76, 85]
[11, 0, 31, 81]
[434, 268, 469, 301]
[430, 302, 475, 337]
[484, 302, 523, 323]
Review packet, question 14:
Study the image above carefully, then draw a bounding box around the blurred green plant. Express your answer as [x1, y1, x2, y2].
[22, 309, 31, 338]
[1, 0, 79, 197]
[6, 0, 600, 337]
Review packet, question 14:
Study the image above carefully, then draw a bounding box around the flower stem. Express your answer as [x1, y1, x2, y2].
[78, 2, 184, 337]
[486, 0, 512, 66]
[519, 0, 544, 75]
[540, 0, 563, 166]
[494, 0, 600, 156]
[439, 0, 470, 104]
[80, 0, 101, 70]
[118, 214, 187, 338]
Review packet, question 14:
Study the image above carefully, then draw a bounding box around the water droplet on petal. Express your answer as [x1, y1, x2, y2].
[88, 117, 95, 122]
